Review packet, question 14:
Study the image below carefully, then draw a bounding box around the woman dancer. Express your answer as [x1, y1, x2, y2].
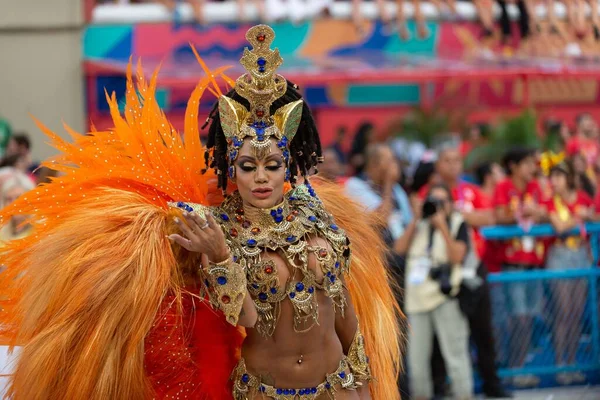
[0, 25, 401, 400]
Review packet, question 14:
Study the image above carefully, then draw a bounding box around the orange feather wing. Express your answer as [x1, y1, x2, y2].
[0, 59, 241, 399]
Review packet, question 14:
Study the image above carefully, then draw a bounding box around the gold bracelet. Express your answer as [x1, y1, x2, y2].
[208, 256, 231, 267]
[205, 258, 246, 326]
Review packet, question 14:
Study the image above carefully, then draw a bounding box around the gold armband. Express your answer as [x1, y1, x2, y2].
[205, 258, 247, 325]
[347, 323, 372, 383]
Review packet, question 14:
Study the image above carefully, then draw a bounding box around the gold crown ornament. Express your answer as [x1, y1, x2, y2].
[219, 25, 303, 180]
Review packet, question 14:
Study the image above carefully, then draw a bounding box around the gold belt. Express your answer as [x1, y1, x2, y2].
[231, 357, 357, 400]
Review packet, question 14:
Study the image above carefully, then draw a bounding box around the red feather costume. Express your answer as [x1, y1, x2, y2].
[0, 56, 402, 399]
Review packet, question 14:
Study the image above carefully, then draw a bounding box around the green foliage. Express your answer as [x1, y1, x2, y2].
[394, 104, 466, 148]
[464, 109, 541, 170]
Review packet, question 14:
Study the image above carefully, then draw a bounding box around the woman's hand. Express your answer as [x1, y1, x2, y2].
[168, 212, 230, 262]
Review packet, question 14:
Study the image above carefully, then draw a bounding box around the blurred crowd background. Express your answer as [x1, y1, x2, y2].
[3, 1, 600, 399]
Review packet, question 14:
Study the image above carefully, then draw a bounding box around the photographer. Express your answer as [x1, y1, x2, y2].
[396, 183, 473, 400]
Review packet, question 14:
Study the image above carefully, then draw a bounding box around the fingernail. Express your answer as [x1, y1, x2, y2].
[174, 217, 180, 223]
[166, 235, 174, 242]
[183, 212, 188, 217]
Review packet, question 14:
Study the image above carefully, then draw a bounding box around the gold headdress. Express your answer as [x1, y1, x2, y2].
[219, 25, 303, 180]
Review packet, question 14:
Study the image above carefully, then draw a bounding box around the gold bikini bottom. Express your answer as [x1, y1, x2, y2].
[231, 357, 359, 400]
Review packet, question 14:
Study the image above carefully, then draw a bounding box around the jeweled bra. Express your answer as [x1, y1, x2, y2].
[175, 182, 351, 337]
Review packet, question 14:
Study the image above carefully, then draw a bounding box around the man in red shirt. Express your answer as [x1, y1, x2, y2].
[493, 147, 548, 388]
[421, 146, 510, 398]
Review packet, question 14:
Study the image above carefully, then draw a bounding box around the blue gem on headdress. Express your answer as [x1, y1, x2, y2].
[286, 235, 297, 243]
[335, 261, 340, 269]
[270, 210, 277, 217]
[295, 282, 304, 292]
[270, 287, 277, 294]
[241, 374, 250, 383]
[285, 169, 291, 182]
[325, 383, 331, 389]
[276, 389, 283, 395]
[260, 386, 266, 393]
[251, 283, 259, 289]
[229, 149, 238, 160]
[289, 292, 296, 299]
[258, 292, 268, 301]
[185, 205, 194, 212]
[177, 201, 184, 208]
[257, 57, 267, 67]
[232, 137, 243, 148]
[277, 207, 283, 214]
[339, 371, 346, 379]
[330, 275, 336, 283]
[308, 286, 314, 294]
[299, 389, 305, 395]
[282, 149, 290, 161]
[330, 224, 339, 231]
[220, 213, 230, 221]
[311, 388, 317, 394]
[217, 276, 227, 285]
[228, 166, 235, 178]
[290, 389, 296, 395]
[308, 215, 317, 222]
[274, 215, 284, 223]
[277, 137, 288, 148]
[247, 239, 257, 247]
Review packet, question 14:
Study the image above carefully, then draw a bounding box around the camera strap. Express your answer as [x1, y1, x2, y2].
[426, 225, 435, 257]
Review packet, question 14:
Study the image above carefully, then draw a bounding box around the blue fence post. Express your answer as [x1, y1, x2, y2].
[589, 268, 600, 366]
[591, 231, 600, 265]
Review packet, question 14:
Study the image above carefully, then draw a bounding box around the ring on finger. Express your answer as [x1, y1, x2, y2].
[200, 222, 209, 230]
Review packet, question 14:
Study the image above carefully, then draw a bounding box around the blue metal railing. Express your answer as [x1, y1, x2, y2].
[480, 223, 600, 387]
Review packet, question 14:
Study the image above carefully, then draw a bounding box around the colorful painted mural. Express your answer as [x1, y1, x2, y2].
[83, 19, 600, 143]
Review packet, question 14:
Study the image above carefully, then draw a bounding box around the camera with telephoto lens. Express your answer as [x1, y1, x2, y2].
[429, 264, 452, 295]
[422, 197, 445, 219]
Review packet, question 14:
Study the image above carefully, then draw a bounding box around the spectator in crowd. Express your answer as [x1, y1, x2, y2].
[330, 126, 348, 166]
[397, 183, 473, 400]
[411, 153, 440, 195]
[544, 158, 594, 385]
[420, 146, 509, 398]
[319, 147, 345, 183]
[0, 154, 30, 176]
[345, 143, 413, 241]
[460, 123, 490, 158]
[493, 147, 547, 388]
[348, 122, 374, 176]
[566, 0, 600, 40]
[475, 161, 505, 200]
[3, 133, 32, 169]
[0, 172, 35, 245]
[497, 0, 531, 44]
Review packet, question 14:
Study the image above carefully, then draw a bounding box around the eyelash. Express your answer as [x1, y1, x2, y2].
[239, 164, 282, 172]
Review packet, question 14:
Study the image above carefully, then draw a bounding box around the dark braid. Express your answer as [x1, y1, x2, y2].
[203, 80, 322, 191]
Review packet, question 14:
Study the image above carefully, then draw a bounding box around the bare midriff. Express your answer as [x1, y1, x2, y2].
[241, 236, 351, 393]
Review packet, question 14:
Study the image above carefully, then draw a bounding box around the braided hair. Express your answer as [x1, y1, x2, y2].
[203, 81, 322, 191]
